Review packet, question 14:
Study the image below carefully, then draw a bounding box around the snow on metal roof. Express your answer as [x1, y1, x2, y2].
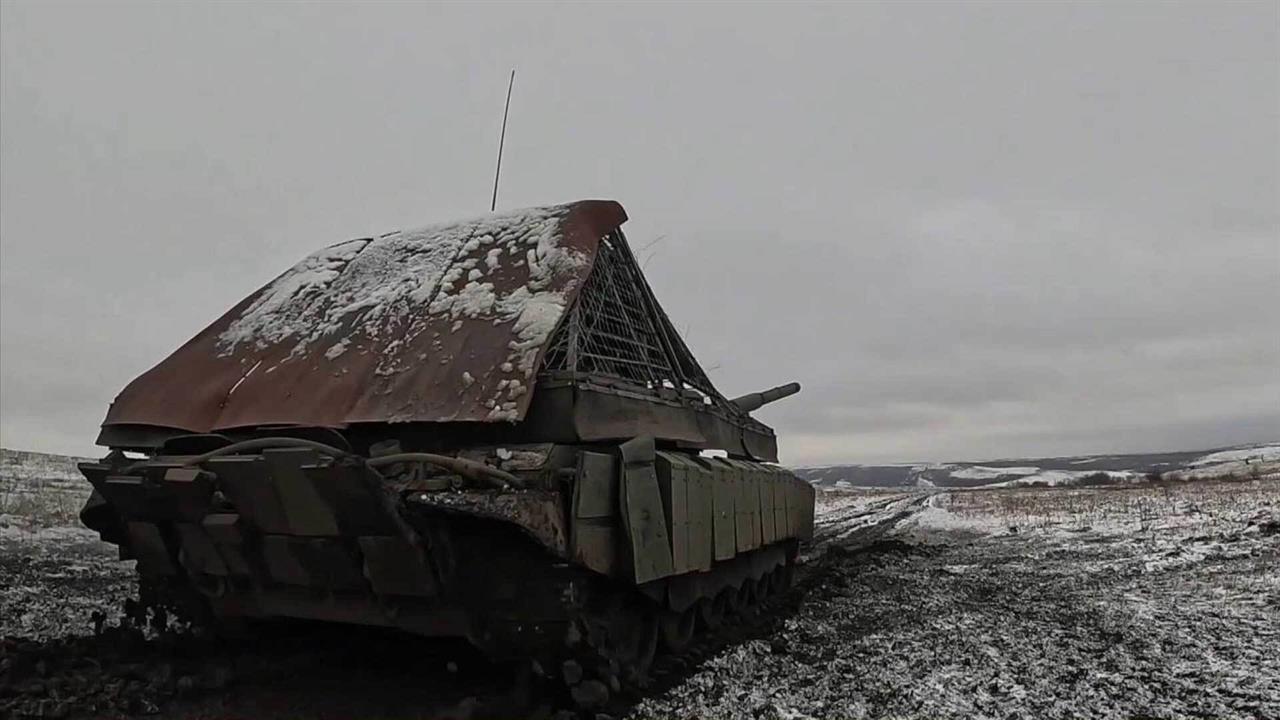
[102, 200, 627, 433]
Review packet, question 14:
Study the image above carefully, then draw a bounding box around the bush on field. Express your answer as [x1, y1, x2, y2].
[1076, 472, 1121, 487]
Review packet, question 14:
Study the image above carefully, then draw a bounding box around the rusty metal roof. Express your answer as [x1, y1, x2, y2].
[102, 200, 628, 435]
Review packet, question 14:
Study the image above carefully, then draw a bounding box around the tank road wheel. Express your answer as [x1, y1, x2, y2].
[754, 575, 771, 605]
[659, 607, 696, 654]
[697, 594, 726, 631]
[637, 608, 659, 680]
[607, 599, 658, 684]
[737, 581, 759, 619]
[768, 566, 787, 596]
[722, 586, 744, 619]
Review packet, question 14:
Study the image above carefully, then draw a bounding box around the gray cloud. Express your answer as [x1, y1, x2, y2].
[2, 2, 1277, 465]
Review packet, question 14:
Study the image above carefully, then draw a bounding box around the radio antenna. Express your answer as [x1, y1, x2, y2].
[491, 69, 515, 212]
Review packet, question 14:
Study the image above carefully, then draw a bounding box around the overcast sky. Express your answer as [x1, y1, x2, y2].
[2, 2, 1277, 465]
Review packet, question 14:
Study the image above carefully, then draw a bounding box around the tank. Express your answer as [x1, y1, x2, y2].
[78, 199, 814, 704]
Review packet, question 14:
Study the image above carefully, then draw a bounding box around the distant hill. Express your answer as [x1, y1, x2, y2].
[0, 448, 97, 527]
[795, 442, 1280, 489]
[3, 442, 1277, 500]
[0, 448, 94, 483]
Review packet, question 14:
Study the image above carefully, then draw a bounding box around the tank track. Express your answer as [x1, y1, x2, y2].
[391, 502, 804, 716]
[527, 556, 798, 717]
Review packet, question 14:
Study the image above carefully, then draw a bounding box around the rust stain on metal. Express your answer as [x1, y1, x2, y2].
[102, 201, 627, 435]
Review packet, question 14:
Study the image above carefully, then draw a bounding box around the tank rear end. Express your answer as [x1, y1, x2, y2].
[80, 438, 813, 667]
[79, 200, 816, 705]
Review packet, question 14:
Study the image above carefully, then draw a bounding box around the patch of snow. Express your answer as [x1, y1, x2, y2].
[217, 238, 370, 355]
[895, 505, 1010, 539]
[323, 338, 351, 360]
[1167, 456, 1280, 481]
[1189, 445, 1280, 467]
[214, 205, 583, 383]
[950, 465, 1039, 480]
[991, 469, 1138, 488]
[484, 248, 502, 270]
[496, 287, 569, 376]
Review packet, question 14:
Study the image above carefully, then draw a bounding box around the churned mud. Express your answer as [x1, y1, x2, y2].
[632, 480, 1280, 720]
[3, 479, 1278, 719]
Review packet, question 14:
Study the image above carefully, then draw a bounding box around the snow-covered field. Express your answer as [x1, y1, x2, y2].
[797, 442, 1280, 489]
[2, 447, 1277, 719]
[633, 479, 1280, 720]
[0, 524, 135, 640]
[0, 448, 94, 530]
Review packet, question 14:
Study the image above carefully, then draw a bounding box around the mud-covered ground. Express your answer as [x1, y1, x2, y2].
[634, 480, 1280, 720]
[0, 520, 523, 720]
[3, 479, 1278, 719]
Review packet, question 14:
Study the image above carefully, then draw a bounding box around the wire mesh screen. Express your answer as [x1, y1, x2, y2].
[541, 230, 721, 403]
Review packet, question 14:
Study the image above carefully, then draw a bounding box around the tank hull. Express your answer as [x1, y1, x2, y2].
[79, 440, 814, 667]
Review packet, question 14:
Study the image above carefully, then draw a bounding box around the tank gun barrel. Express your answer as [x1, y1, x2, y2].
[730, 382, 801, 413]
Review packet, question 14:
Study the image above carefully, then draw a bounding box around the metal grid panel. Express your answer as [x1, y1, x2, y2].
[541, 229, 773, 434]
[544, 232, 677, 385]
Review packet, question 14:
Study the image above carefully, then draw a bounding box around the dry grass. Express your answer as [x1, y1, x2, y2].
[0, 476, 91, 528]
[937, 477, 1279, 533]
